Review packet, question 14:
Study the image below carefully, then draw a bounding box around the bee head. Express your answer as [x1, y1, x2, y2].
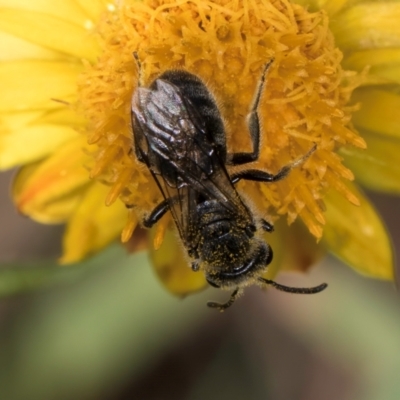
[204, 238, 273, 290]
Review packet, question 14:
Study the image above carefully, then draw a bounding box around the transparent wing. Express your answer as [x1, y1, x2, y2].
[132, 77, 251, 246]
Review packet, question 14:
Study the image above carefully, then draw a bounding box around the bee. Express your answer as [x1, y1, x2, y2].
[131, 53, 327, 311]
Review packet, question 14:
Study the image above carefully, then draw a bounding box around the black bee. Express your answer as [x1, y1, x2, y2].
[131, 53, 327, 311]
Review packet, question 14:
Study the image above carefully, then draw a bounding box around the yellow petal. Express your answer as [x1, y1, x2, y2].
[37, 107, 87, 127]
[341, 132, 400, 194]
[0, 110, 43, 131]
[12, 136, 92, 223]
[60, 183, 128, 264]
[0, 60, 82, 112]
[0, 123, 79, 169]
[0, 9, 100, 62]
[322, 182, 394, 280]
[294, 0, 352, 15]
[351, 88, 400, 139]
[149, 226, 207, 296]
[75, 0, 108, 21]
[344, 49, 400, 84]
[274, 220, 325, 274]
[0, 0, 90, 26]
[320, 0, 348, 16]
[331, 4, 400, 51]
[0, 31, 61, 61]
[12, 162, 84, 224]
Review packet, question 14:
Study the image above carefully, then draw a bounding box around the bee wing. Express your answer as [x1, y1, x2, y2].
[148, 171, 189, 245]
[150, 144, 252, 250]
[133, 77, 250, 244]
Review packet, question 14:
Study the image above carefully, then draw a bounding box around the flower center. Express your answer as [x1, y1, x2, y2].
[78, 0, 365, 242]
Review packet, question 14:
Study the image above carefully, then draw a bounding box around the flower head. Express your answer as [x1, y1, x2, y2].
[0, 0, 395, 296]
[80, 0, 364, 239]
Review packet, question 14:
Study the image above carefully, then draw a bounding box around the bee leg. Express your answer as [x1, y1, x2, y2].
[261, 219, 274, 232]
[207, 288, 241, 312]
[191, 261, 200, 272]
[227, 59, 274, 166]
[230, 144, 316, 184]
[143, 199, 170, 228]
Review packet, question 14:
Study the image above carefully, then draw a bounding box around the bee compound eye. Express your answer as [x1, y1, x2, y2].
[266, 247, 273, 265]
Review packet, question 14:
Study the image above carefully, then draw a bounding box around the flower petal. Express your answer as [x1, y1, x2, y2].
[12, 136, 92, 223]
[341, 132, 400, 194]
[36, 107, 87, 127]
[0, 31, 61, 61]
[351, 88, 400, 139]
[0, 123, 79, 169]
[299, 0, 349, 16]
[13, 162, 84, 224]
[0, 110, 43, 131]
[344, 49, 400, 84]
[149, 226, 207, 296]
[60, 183, 128, 264]
[0, 60, 82, 112]
[332, 3, 400, 51]
[273, 220, 325, 274]
[0, 9, 100, 61]
[0, 0, 90, 25]
[75, 0, 108, 21]
[322, 182, 394, 280]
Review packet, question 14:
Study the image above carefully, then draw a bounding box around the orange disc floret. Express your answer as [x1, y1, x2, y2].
[77, 0, 365, 242]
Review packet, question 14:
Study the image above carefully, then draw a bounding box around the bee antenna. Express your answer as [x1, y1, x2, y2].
[258, 277, 327, 294]
[207, 287, 241, 312]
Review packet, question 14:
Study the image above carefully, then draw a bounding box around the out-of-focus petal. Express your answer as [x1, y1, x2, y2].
[295, 0, 349, 16]
[0, 31, 61, 61]
[0, 110, 43, 131]
[274, 220, 325, 274]
[0, 60, 82, 112]
[331, 3, 400, 51]
[341, 132, 400, 194]
[12, 162, 83, 224]
[12, 136, 92, 223]
[344, 49, 400, 85]
[60, 183, 128, 264]
[351, 88, 400, 139]
[0, 0, 90, 27]
[0, 123, 78, 168]
[149, 225, 207, 296]
[75, 0, 109, 21]
[37, 108, 87, 127]
[0, 108, 85, 168]
[0, 9, 100, 61]
[322, 182, 394, 280]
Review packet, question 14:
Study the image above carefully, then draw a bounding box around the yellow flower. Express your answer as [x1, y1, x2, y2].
[0, 0, 395, 296]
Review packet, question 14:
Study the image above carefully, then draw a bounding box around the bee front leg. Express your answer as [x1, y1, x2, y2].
[143, 199, 171, 228]
[261, 219, 274, 233]
[207, 288, 242, 312]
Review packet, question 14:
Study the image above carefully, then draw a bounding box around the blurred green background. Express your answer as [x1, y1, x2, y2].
[0, 170, 399, 400]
